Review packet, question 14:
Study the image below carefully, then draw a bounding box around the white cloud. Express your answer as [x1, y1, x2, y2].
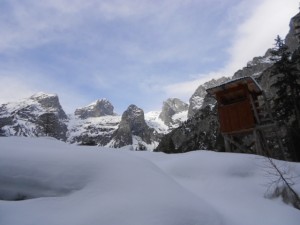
[0, 76, 38, 104]
[163, 72, 224, 101]
[163, 0, 299, 101]
[1, 0, 299, 113]
[225, 0, 299, 74]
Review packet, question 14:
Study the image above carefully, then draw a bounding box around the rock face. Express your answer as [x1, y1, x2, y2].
[75, 99, 114, 119]
[0, 96, 161, 150]
[188, 77, 230, 118]
[67, 115, 121, 146]
[159, 98, 188, 126]
[68, 99, 120, 146]
[285, 17, 299, 52]
[232, 49, 274, 80]
[155, 105, 221, 153]
[0, 92, 68, 140]
[110, 105, 159, 150]
[30, 92, 68, 120]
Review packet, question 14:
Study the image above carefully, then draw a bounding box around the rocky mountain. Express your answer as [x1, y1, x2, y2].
[187, 77, 230, 118]
[68, 99, 119, 146]
[232, 49, 274, 80]
[159, 98, 188, 127]
[74, 99, 115, 119]
[155, 105, 221, 153]
[109, 105, 160, 150]
[67, 115, 121, 146]
[0, 94, 172, 150]
[0, 92, 68, 140]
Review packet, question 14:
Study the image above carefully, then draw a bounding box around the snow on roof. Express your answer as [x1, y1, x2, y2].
[206, 76, 263, 95]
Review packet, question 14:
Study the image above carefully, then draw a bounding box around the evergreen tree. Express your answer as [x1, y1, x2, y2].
[270, 35, 300, 161]
[270, 36, 300, 126]
[38, 113, 58, 137]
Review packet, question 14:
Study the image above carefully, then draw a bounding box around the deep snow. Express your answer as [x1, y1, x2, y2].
[0, 137, 299, 225]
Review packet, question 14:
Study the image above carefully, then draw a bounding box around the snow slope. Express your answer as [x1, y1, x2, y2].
[0, 137, 300, 225]
[145, 110, 188, 133]
[67, 114, 121, 144]
[144, 111, 169, 133]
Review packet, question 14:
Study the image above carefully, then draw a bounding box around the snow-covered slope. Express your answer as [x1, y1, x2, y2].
[145, 110, 188, 133]
[144, 111, 169, 133]
[67, 115, 121, 145]
[1, 137, 299, 225]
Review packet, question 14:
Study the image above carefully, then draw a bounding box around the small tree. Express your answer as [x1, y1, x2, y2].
[264, 156, 300, 210]
[38, 113, 57, 137]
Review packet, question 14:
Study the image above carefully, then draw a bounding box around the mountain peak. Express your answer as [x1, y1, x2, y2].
[159, 98, 188, 126]
[30, 92, 58, 100]
[75, 98, 115, 119]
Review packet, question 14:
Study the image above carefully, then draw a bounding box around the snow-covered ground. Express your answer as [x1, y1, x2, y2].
[0, 137, 299, 225]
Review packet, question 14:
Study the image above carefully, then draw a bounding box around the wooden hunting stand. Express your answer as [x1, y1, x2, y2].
[206, 77, 285, 158]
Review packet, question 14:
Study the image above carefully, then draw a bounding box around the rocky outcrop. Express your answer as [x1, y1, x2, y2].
[110, 105, 159, 150]
[67, 115, 121, 146]
[155, 105, 222, 153]
[159, 98, 188, 126]
[188, 77, 230, 118]
[30, 92, 67, 119]
[69, 99, 119, 146]
[75, 99, 114, 119]
[37, 112, 68, 141]
[285, 15, 299, 52]
[232, 49, 274, 80]
[0, 92, 68, 140]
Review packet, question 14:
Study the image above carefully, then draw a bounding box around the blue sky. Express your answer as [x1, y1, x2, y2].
[0, 0, 298, 114]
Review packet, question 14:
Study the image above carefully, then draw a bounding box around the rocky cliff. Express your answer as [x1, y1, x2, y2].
[188, 77, 230, 118]
[74, 99, 114, 119]
[0, 95, 168, 150]
[109, 105, 160, 150]
[155, 105, 221, 153]
[0, 92, 68, 140]
[159, 98, 188, 127]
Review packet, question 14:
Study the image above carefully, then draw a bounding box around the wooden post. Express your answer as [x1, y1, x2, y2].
[224, 135, 231, 152]
[249, 94, 260, 124]
[254, 129, 262, 155]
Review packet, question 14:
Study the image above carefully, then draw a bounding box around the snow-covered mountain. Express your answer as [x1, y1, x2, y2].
[108, 104, 161, 150]
[0, 92, 68, 140]
[145, 98, 189, 134]
[67, 114, 121, 146]
[0, 94, 186, 150]
[74, 98, 115, 119]
[159, 98, 189, 127]
[188, 77, 230, 118]
[67, 99, 120, 146]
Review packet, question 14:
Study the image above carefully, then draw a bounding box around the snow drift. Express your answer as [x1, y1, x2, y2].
[0, 137, 299, 225]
